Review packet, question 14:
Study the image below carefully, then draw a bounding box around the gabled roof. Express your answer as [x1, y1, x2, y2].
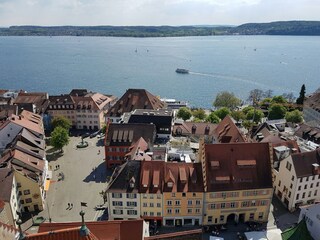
[0, 168, 14, 202]
[38, 220, 145, 240]
[106, 89, 166, 117]
[173, 122, 217, 136]
[106, 123, 156, 147]
[163, 162, 204, 193]
[107, 161, 141, 193]
[281, 218, 312, 240]
[11, 149, 45, 172]
[204, 142, 272, 192]
[18, 128, 45, 149]
[126, 137, 151, 161]
[13, 92, 49, 114]
[49, 94, 75, 105]
[140, 161, 165, 194]
[73, 92, 113, 111]
[6, 111, 44, 135]
[291, 148, 320, 178]
[213, 115, 247, 143]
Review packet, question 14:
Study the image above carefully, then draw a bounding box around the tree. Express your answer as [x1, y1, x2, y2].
[177, 107, 192, 121]
[242, 120, 254, 130]
[285, 110, 303, 123]
[260, 98, 272, 106]
[214, 107, 231, 120]
[213, 91, 241, 110]
[282, 92, 295, 103]
[248, 89, 264, 105]
[263, 89, 273, 98]
[268, 104, 287, 120]
[192, 108, 206, 120]
[231, 110, 246, 122]
[242, 106, 255, 115]
[50, 126, 70, 152]
[51, 116, 72, 130]
[206, 112, 220, 123]
[271, 95, 287, 104]
[246, 109, 264, 123]
[296, 84, 306, 105]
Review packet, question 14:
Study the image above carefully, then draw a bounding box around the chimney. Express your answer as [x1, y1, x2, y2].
[312, 163, 320, 175]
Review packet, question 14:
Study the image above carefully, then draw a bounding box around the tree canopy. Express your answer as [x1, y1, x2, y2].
[213, 91, 241, 110]
[248, 89, 264, 105]
[206, 112, 220, 123]
[271, 95, 288, 104]
[214, 107, 231, 120]
[51, 116, 72, 130]
[192, 108, 206, 120]
[268, 104, 287, 120]
[177, 107, 192, 121]
[296, 84, 306, 105]
[50, 126, 70, 152]
[246, 109, 264, 123]
[231, 110, 246, 122]
[285, 110, 303, 123]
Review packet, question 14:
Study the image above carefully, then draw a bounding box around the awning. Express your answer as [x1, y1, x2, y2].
[44, 180, 51, 191]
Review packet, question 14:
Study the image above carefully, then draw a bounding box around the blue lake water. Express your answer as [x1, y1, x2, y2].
[0, 36, 319, 108]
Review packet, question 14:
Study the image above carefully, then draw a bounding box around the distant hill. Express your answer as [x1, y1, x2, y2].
[1, 21, 320, 37]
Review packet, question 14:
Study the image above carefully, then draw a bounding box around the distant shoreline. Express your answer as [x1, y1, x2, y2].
[1, 21, 320, 37]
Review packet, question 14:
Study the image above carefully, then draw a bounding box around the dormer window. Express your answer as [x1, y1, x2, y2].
[167, 182, 173, 188]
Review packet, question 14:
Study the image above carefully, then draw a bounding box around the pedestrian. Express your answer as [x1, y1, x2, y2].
[68, 203, 70, 208]
[71, 203, 73, 209]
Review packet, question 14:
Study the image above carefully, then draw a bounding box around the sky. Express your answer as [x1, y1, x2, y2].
[0, 0, 319, 26]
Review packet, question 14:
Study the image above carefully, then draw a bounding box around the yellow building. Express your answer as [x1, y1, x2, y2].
[14, 170, 45, 212]
[200, 142, 273, 225]
[162, 163, 204, 226]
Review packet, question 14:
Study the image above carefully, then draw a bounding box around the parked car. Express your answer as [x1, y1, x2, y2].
[90, 131, 100, 138]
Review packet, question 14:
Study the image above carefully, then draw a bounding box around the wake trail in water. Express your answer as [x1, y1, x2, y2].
[189, 71, 268, 88]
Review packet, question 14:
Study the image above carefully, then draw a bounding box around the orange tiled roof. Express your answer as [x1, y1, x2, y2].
[25, 226, 98, 240]
[213, 115, 247, 143]
[8, 111, 43, 135]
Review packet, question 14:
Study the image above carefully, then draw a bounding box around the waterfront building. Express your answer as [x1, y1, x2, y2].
[273, 148, 320, 211]
[13, 91, 49, 115]
[104, 123, 156, 169]
[200, 142, 273, 225]
[105, 89, 166, 123]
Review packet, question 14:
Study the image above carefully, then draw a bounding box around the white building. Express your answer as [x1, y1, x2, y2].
[273, 148, 320, 211]
[106, 161, 141, 220]
[299, 203, 320, 240]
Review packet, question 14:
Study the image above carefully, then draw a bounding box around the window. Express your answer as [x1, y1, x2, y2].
[193, 193, 196, 197]
[221, 192, 226, 198]
[195, 208, 200, 213]
[311, 183, 313, 188]
[251, 200, 256, 206]
[157, 212, 161, 216]
[278, 181, 281, 187]
[150, 195, 154, 199]
[231, 202, 235, 208]
[24, 190, 30, 195]
[187, 208, 192, 214]
[308, 191, 311, 197]
[112, 201, 123, 206]
[249, 213, 254, 220]
[175, 200, 181, 205]
[260, 200, 267, 206]
[167, 200, 172, 206]
[150, 212, 154, 216]
[291, 176, 295, 181]
[143, 194, 147, 199]
[253, 190, 258, 196]
[302, 192, 305, 199]
[20, 200, 24, 204]
[208, 216, 213, 223]
[143, 203, 147, 207]
[18, 191, 22, 196]
[175, 209, 180, 214]
[315, 190, 318, 196]
[209, 204, 216, 209]
[127, 202, 137, 207]
[290, 183, 293, 189]
[298, 186, 301, 191]
[304, 185, 307, 190]
[220, 215, 224, 222]
[171, 193, 176, 197]
[143, 211, 147, 216]
[157, 203, 161, 207]
[127, 193, 136, 199]
[113, 209, 123, 215]
[112, 193, 122, 198]
[288, 191, 291, 198]
[127, 210, 137, 215]
[300, 178, 303, 183]
[167, 209, 172, 214]
[221, 203, 226, 209]
[182, 193, 186, 197]
[258, 212, 264, 220]
[188, 200, 192, 205]
[196, 200, 201, 205]
[157, 194, 161, 199]
[296, 194, 299, 200]
[317, 182, 319, 187]
[286, 162, 292, 171]
[25, 198, 32, 203]
[150, 203, 154, 207]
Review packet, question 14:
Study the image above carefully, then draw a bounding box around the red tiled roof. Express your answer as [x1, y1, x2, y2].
[292, 148, 320, 178]
[25, 226, 98, 240]
[140, 161, 165, 194]
[213, 115, 247, 143]
[38, 220, 144, 240]
[106, 89, 166, 117]
[173, 122, 217, 136]
[204, 142, 272, 192]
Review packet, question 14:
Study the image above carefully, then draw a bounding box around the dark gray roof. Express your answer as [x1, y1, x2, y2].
[292, 148, 320, 178]
[107, 161, 141, 193]
[0, 168, 14, 202]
